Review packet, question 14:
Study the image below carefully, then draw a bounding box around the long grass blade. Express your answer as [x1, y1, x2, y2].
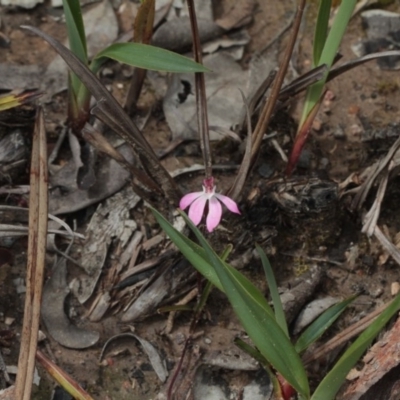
[256, 244, 289, 337]
[62, 0, 87, 96]
[299, 0, 357, 126]
[313, 0, 332, 66]
[311, 293, 400, 400]
[151, 208, 275, 319]
[184, 212, 309, 397]
[153, 207, 309, 397]
[295, 296, 356, 354]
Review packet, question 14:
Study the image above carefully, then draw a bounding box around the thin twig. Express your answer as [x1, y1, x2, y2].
[187, 0, 212, 179]
[15, 107, 48, 400]
[250, 0, 306, 167]
[302, 301, 391, 365]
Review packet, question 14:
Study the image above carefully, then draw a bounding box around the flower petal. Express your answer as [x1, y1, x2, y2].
[179, 191, 203, 210]
[188, 195, 208, 226]
[206, 197, 222, 232]
[214, 193, 241, 214]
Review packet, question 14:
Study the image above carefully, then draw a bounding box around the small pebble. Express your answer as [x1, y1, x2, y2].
[38, 331, 46, 342]
[175, 332, 186, 345]
[324, 90, 335, 101]
[350, 124, 363, 136]
[257, 163, 274, 178]
[369, 287, 383, 298]
[122, 67, 133, 78]
[297, 148, 312, 169]
[0, 32, 10, 48]
[348, 105, 360, 115]
[101, 67, 114, 78]
[312, 118, 322, 132]
[333, 125, 346, 139]
[13, 277, 26, 294]
[4, 317, 14, 326]
[204, 337, 211, 345]
[391, 282, 400, 296]
[319, 157, 330, 169]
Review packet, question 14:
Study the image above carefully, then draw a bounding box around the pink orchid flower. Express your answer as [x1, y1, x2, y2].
[179, 177, 240, 232]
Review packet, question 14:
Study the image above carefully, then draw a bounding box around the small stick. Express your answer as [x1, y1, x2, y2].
[302, 301, 391, 365]
[15, 107, 48, 400]
[187, 0, 212, 179]
[250, 0, 306, 167]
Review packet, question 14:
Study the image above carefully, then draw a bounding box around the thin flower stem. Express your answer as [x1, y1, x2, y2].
[250, 0, 306, 167]
[187, 0, 212, 179]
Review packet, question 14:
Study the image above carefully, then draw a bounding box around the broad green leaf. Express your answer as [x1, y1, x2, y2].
[313, 0, 332, 66]
[295, 296, 356, 354]
[311, 294, 400, 400]
[256, 244, 289, 337]
[151, 208, 275, 319]
[167, 209, 310, 398]
[91, 43, 209, 74]
[299, 0, 356, 126]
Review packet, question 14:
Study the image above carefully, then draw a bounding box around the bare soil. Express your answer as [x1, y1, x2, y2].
[1, 0, 400, 399]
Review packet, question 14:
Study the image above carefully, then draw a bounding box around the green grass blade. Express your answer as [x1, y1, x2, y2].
[92, 43, 209, 73]
[300, 0, 356, 126]
[62, 0, 88, 96]
[311, 294, 400, 400]
[295, 296, 356, 354]
[195, 246, 230, 313]
[256, 244, 289, 337]
[63, 0, 86, 57]
[175, 211, 310, 397]
[313, 0, 332, 66]
[151, 208, 274, 319]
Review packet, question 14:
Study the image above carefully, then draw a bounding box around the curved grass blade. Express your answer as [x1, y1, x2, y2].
[256, 244, 289, 337]
[151, 208, 274, 319]
[91, 43, 209, 74]
[188, 216, 309, 397]
[21, 25, 181, 205]
[163, 209, 310, 397]
[311, 293, 400, 400]
[295, 295, 356, 354]
[327, 50, 400, 82]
